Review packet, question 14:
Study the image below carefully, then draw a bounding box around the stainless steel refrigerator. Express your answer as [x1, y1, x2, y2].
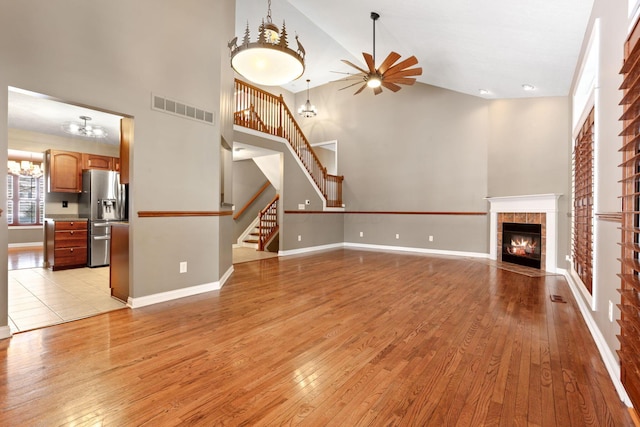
[79, 170, 127, 267]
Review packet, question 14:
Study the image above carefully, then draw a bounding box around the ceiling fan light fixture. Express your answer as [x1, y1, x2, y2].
[340, 11, 422, 95]
[366, 75, 382, 88]
[229, 0, 305, 86]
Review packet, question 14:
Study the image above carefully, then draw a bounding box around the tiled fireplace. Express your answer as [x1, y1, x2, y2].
[486, 194, 561, 272]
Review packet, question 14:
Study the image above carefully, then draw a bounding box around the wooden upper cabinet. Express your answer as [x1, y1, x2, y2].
[82, 153, 113, 170]
[46, 150, 82, 193]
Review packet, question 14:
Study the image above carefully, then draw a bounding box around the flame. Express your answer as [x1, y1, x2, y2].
[507, 237, 537, 256]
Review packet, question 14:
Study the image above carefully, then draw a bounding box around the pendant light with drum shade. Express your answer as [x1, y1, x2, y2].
[229, 0, 306, 86]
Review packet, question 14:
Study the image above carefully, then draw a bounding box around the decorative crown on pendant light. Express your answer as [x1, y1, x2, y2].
[298, 79, 317, 118]
[61, 115, 107, 139]
[229, 0, 306, 86]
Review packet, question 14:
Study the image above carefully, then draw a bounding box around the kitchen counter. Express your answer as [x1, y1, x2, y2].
[44, 215, 88, 222]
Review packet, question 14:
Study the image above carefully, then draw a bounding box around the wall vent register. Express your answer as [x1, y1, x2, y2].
[151, 94, 214, 125]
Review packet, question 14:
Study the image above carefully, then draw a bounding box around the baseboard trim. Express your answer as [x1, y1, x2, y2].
[344, 242, 490, 259]
[0, 325, 12, 340]
[278, 241, 490, 260]
[560, 267, 632, 407]
[279, 243, 344, 256]
[127, 265, 234, 309]
[8, 242, 42, 248]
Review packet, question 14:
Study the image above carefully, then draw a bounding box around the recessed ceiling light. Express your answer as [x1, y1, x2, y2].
[479, 89, 490, 95]
[522, 84, 536, 91]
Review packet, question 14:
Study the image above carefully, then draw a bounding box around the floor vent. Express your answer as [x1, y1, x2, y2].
[151, 94, 214, 125]
[550, 295, 567, 303]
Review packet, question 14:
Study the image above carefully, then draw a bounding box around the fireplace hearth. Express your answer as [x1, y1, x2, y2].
[502, 222, 542, 269]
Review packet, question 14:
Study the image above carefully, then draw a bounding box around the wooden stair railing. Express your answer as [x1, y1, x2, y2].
[233, 181, 271, 220]
[234, 79, 344, 208]
[259, 195, 279, 251]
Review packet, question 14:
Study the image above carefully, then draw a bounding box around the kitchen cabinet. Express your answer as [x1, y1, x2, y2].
[83, 153, 113, 170]
[45, 219, 88, 270]
[46, 150, 83, 193]
[110, 223, 129, 302]
[46, 149, 120, 193]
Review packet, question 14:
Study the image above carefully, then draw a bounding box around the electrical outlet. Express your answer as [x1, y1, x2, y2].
[429, 235, 433, 242]
[298, 204, 305, 210]
[298, 235, 302, 241]
[395, 233, 400, 239]
[609, 300, 614, 322]
[359, 231, 364, 237]
[180, 261, 187, 273]
[62, 201, 68, 208]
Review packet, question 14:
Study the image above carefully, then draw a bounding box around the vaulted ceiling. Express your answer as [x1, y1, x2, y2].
[236, 0, 594, 98]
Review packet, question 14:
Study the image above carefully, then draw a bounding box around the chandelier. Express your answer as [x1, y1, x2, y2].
[229, 0, 305, 86]
[298, 79, 317, 118]
[8, 160, 43, 177]
[62, 115, 107, 138]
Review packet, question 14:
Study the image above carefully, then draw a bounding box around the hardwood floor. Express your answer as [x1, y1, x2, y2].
[0, 249, 632, 426]
[8, 246, 43, 270]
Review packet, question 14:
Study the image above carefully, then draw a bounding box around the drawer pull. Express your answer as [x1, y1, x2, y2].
[70, 231, 74, 235]
[70, 248, 74, 252]
[70, 222, 74, 226]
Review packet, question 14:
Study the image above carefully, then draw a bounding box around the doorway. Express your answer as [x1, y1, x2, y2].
[6, 87, 129, 333]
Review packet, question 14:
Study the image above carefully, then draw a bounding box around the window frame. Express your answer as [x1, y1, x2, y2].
[7, 160, 45, 227]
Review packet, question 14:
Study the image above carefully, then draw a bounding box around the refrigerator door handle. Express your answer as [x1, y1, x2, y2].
[93, 235, 111, 241]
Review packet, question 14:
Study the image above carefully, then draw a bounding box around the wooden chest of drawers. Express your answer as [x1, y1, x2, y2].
[45, 220, 88, 270]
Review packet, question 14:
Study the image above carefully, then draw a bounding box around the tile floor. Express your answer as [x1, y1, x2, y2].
[8, 266, 126, 333]
[6, 246, 275, 334]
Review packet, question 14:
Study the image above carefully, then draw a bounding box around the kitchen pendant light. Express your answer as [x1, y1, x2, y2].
[62, 115, 107, 139]
[229, 0, 305, 86]
[298, 79, 317, 118]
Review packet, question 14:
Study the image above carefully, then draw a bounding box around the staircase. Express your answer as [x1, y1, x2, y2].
[236, 194, 280, 252]
[242, 224, 260, 249]
[234, 79, 344, 208]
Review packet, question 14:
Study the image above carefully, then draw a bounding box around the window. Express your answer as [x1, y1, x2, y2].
[572, 108, 594, 294]
[7, 165, 44, 226]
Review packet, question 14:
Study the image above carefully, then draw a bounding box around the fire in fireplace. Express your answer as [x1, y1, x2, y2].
[502, 222, 542, 269]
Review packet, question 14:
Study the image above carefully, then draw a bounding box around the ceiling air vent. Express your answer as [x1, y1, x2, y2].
[151, 94, 214, 125]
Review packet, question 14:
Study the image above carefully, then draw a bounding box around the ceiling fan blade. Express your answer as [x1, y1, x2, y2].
[385, 56, 420, 74]
[384, 67, 423, 79]
[339, 80, 366, 91]
[331, 70, 362, 76]
[383, 77, 417, 86]
[353, 83, 368, 95]
[362, 52, 376, 73]
[341, 59, 369, 75]
[373, 86, 383, 95]
[382, 81, 402, 92]
[378, 52, 402, 74]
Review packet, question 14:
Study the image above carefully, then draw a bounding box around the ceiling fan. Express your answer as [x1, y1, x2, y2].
[340, 12, 422, 95]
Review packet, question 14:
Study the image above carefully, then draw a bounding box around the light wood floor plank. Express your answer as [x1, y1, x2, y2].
[0, 249, 632, 426]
